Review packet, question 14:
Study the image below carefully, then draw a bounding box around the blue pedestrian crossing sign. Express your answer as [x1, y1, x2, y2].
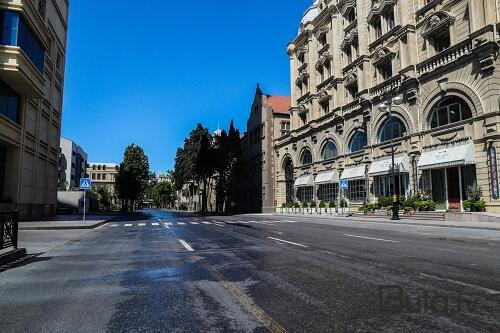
[340, 179, 349, 189]
[79, 178, 92, 190]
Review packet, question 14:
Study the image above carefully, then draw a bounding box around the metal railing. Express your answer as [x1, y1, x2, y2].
[0, 211, 18, 250]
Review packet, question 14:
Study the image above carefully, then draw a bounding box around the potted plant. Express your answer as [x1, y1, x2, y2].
[319, 200, 326, 214]
[329, 201, 337, 214]
[302, 201, 308, 214]
[464, 185, 486, 212]
[386, 205, 393, 216]
[294, 202, 300, 213]
[310, 201, 317, 214]
[281, 202, 286, 213]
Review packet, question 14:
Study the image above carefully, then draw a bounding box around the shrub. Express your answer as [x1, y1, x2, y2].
[329, 201, 337, 208]
[474, 200, 486, 212]
[376, 196, 392, 208]
[310, 201, 317, 208]
[319, 200, 326, 208]
[294, 202, 300, 208]
[466, 185, 482, 201]
[302, 202, 309, 208]
[386, 205, 393, 216]
[359, 202, 375, 214]
[340, 199, 348, 208]
[281, 203, 286, 208]
[287, 202, 294, 208]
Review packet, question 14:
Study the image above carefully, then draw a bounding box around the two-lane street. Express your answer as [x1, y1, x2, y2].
[1, 210, 499, 332]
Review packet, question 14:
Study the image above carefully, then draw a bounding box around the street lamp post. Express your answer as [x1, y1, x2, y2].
[378, 95, 403, 220]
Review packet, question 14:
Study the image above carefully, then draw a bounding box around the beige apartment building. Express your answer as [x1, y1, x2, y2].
[87, 163, 119, 194]
[274, 0, 500, 212]
[0, 0, 69, 218]
[239, 85, 290, 213]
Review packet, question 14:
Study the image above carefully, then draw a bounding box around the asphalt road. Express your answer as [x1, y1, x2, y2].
[0, 210, 499, 332]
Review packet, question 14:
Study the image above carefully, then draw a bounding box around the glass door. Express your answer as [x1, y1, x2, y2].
[447, 167, 461, 210]
[431, 169, 446, 210]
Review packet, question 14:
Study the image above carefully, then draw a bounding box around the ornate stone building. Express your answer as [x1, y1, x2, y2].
[274, 0, 500, 212]
[0, 0, 69, 218]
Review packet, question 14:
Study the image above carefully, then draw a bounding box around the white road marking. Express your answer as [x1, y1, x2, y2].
[190, 222, 199, 225]
[157, 219, 162, 222]
[177, 222, 186, 225]
[267, 237, 308, 248]
[164, 225, 170, 229]
[202, 222, 211, 224]
[152, 223, 159, 226]
[239, 221, 250, 224]
[179, 239, 194, 252]
[420, 273, 500, 295]
[124, 224, 133, 227]
[281, 220, 298, 223]
[138, 223, 146, 226]
[343, 234, 400, 243]
[164, 222, 172, 226]
[110, 224, 119, 227]
[214, 223, 224, 227]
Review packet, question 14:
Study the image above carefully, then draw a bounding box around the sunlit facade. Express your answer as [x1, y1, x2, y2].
[0, 0, 69, 218]
[274, 0, 500, 212]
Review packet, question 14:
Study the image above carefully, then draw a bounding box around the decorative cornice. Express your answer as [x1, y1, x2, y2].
[341, 28, 358, 49]
[367, 0, 397, 23]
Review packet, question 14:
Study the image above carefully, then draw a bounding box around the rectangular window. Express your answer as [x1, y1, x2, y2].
[0, 79, 20, 123]
[0, 11, 45, 72]
[348, 179, 366, 202]
[378, 61, 393, 81]
[431, 30, 450, 53]
[373, 17, 383, 39]
[297, 186, 313, 203]
[317, 183, 339, 202]
[375, 174, 408, 197]
[386, 8, 395, 30]
[347, 84, 358, 101]
[102, 174, 106, 180]
[97, 174, 101, 180]
[281, 121, 290, 136]
[321, 101, 329, 114]
[91, 174, 95, 180]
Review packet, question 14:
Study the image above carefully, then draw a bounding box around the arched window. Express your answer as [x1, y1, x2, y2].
[300, 149, 313, 165]
[349, 131, 367, 153]
[321, 140, 338, 160]
[378, 116, 407, 143]
[428, 96, 472, 129]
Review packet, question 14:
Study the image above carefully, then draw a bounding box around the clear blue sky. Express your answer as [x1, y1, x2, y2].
[62, 0, 312, 172]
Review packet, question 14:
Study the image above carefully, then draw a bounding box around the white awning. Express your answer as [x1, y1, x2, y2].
[341, 165, 366, 180]
[294, 175, 314, 187]
[368, 154, 410, 176]
[417, 139, 476, 170]
[314, 170, 339, 184]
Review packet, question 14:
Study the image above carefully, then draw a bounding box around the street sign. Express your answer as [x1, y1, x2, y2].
[79, 178, 92, 190]
[340, 179, 348, 189]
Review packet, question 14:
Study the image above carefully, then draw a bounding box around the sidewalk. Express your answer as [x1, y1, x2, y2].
[271, 213, 500, 231]
[19, 215, 117, 230]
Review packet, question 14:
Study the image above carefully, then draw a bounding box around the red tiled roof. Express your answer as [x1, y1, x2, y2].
[267, 95, 291, 114]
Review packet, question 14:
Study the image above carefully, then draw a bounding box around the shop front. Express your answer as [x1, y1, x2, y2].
[315, 170, 340, 202]
[417, 139, 477, 211]
[294, 174, 314, 203]
[368, 154, 410, 200]
[341, 165, 367, 203]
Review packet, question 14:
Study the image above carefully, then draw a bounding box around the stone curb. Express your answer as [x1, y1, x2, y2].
[18, 216, 118, 231]
[270, 213, 500, 231]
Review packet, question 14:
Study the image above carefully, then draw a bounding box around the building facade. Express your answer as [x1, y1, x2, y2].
[86, 163, 119, 194]
[58, 137, 87, 189]
[0, 0, 69, 218]
[274, 0, 500, 212]
[240, 85, 290, 213]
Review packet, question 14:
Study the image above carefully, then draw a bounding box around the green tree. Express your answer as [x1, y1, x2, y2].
[115, 144, 150, 211]
[173, 124, 210, 191]
[151, 181, 177, 209]
[92, 185, 113, 211]
[195, 133, 215, 214]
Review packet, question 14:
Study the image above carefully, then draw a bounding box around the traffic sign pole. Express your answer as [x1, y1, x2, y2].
[83, 190, 86, 225]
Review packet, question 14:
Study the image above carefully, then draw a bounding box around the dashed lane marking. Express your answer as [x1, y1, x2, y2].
[343, 234, 400, 243]
[178, 239, 194, 252]
[138, 223, 146, 226]
[110, 224, 119, 227]
[177, 222, 186, 225]
[124, 224, 133, 227]
[202, 222, 211, 224]
[267, 237, 308, 248]
[152, 223, 159, 226]
[420, 273, 500, 295]
[190, 222, 199, 225]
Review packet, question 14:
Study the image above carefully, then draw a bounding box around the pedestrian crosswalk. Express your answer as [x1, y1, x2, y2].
[108, 219, 298, 228]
